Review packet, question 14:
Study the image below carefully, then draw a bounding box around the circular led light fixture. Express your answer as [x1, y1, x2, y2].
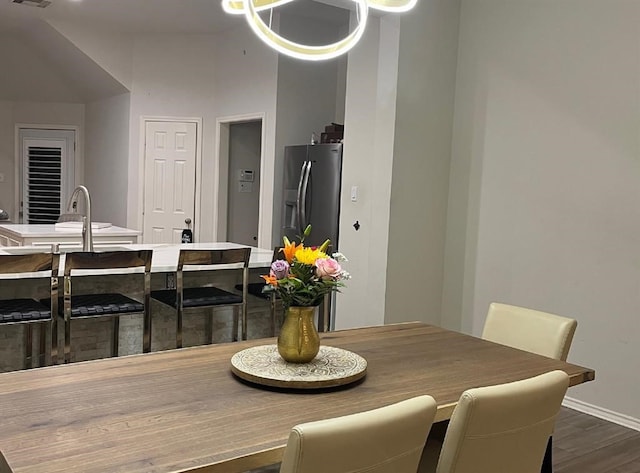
[222, 0, 295, 15]
[368, 0, 417, 12]
[245, 0, 369, 61]
[222, 0, 417, 61]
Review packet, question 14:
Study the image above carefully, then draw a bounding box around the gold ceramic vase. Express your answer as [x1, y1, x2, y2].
[277, 306, 320, 363]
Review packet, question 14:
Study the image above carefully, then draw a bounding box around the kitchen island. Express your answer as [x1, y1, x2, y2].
[0, 223, 141, 247]
[0, 242, 274, 273]
[0, 243, 277, 371]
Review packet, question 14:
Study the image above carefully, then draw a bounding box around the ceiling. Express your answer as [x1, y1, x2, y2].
[0, 0, 236, 34]
[0, 0, 350, 35]
[0, 0, 352, 102]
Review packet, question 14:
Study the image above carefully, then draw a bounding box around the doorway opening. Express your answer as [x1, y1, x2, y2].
[216, 114, 267, 247]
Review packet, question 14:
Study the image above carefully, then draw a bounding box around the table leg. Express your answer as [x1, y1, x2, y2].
[541, 436, 553, 473]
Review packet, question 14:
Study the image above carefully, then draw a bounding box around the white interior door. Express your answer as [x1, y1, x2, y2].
[143, 121, 197, 243]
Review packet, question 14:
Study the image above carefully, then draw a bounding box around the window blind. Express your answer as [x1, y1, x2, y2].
[24, 146, 62, 224]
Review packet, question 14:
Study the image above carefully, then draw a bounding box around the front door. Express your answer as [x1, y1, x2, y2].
[143, 120, 197, 243]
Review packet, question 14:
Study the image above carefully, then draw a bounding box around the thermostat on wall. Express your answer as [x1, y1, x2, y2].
[239, 170, 254, 182]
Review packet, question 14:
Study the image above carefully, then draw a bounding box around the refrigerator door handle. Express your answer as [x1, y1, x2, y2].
[296, 160, 308, 235]
[299, 160, 312, 234]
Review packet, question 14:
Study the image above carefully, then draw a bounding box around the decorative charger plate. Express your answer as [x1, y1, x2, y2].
[230, 344, 367, 389]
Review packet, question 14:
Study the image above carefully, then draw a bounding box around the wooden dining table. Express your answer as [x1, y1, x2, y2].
[0, 322, 595, 473]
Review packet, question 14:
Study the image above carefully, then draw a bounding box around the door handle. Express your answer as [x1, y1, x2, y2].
[299, 161, 311, 234]
[296, 161, 309, 235]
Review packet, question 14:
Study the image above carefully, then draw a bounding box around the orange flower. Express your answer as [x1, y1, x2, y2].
[261, 274, 278, 286]
[282, 238, 302, 264]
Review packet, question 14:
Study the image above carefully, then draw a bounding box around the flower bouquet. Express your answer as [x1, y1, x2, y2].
[262, 225, 350, 362]
[262, 226, 350, 308]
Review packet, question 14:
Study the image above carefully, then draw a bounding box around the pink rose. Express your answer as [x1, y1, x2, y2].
[315, 258, 342, 279]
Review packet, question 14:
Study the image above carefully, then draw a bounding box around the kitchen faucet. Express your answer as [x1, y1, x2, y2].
[66, 185, 93, 251]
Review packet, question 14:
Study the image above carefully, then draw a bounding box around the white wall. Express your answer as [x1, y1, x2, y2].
[85, 93, 130, 226]
[212, 26, 279, 248]
[447, 0, 640, 422]
[127, 34, 215, 236]
[335, 15, 401, 329]
[385, 0, 461, 326]
[0, 102, 12, 219]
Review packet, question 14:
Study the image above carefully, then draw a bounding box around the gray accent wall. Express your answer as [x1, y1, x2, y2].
[446, 0, 640, 423]
[385, 0, 462, 326]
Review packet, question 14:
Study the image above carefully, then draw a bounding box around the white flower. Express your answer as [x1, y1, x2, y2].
[339, 270, 352, 280]
[332, 252, 349, 263]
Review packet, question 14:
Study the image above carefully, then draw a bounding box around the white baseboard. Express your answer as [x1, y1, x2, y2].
[563, 396, 640, 432]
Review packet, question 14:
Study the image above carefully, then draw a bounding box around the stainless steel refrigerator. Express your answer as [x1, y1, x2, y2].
[280, 143, 343, 331]
[281, 143, 343, 251]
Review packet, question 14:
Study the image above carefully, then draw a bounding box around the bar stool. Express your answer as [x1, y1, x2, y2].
[151, 247, 251, 347]
[239, 248, 331, 336]
[237, 247, 282, 336]
[0, 252, 59, 368]
[58, 250, 153, 364]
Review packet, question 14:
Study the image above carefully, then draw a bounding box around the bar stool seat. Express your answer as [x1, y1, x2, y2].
[64, 293, 144, 318]
[0, 299, 51, 322]
[152, 286, 242, 309]
[243, 283, 270, 299]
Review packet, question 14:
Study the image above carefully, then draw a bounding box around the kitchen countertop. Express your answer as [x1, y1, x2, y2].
[0, 223, 141, 239]
[131, 242, 274, 271]
[0, 242, 275, 277]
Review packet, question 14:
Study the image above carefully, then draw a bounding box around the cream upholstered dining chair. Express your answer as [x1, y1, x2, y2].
[480, 302, 578, 472]
[422, 300, 577, 469]
[419, 370, 569, 473]
[421, 302, 578, 472]
[0, 449, 14, 473]
[278, 395, 437, 473]
[482, 302, 578, 361]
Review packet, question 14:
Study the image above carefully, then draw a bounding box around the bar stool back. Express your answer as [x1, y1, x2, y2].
[0, 252, 59, 368]
[237, 247, 282, 336]
[60, 250, 153, 363]
[152, 247, 251, 347]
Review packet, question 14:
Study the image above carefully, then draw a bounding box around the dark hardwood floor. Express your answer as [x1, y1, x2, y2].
[554, 407, 640, 473]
